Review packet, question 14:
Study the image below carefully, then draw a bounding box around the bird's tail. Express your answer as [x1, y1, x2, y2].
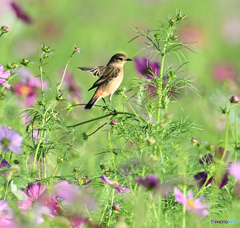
[85, 95, 100, 110]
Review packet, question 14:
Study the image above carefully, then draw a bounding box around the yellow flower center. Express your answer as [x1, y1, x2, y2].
[19, 85, 31, 95]
[187, 200, 194, 208]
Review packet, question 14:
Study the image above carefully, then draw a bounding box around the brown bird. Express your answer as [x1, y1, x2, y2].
[78, 53, 132, 111]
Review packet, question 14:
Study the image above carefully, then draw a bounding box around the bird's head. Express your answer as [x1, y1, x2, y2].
[107, 53, 132, 66]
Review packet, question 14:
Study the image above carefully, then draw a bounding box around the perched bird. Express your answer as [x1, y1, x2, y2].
[78, 53, 132, 111]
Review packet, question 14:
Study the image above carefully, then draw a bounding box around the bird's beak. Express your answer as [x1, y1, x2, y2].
[126, 58, 132, 61]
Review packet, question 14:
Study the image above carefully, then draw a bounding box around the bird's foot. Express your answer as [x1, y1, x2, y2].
[113, 109, 117, 116]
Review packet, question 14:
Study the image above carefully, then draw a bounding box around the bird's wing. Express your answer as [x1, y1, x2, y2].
[78, 66, 105, 77]
[88, 66, 120, 91]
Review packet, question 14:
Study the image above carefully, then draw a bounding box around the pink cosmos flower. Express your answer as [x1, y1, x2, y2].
[134, 57, 160, 91]
[63, 70, 83, 104]
[228, 162, 240, 181]
[13, 69, 48, 107]
[0, 65, 10, 89]
[10, 2, 33, 24]
[18, 182, 47, 210]
[101, 175, 130, 196]
[174, 187, 209, 217]
[0, 200, 18, 227]
[0, 126, 23, 154]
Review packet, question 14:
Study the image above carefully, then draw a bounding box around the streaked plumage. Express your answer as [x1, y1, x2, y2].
[78, 53, 132, 110]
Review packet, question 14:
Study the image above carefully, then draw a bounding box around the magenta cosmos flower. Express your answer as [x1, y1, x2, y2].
[174, 187, 209, 217]
[134, 57, 160, 91]
[0, 65, 10, 89]
[194, 147, 230, 189]
[18, 182, 47, 210]
[0, 126, 22, 154]
[13, 69, 48, 107]
[10, 2, 33, 24]
[63, 70, 83, 104]
[0, 200, 18, 227]
[101, 175, 130, 196]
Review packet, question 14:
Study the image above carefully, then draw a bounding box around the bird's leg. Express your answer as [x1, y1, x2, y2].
[109, 95, 117, 115]
[102, 98, 109, 110]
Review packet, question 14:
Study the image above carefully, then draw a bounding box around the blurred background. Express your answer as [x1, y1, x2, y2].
[1, 0, 240, 173]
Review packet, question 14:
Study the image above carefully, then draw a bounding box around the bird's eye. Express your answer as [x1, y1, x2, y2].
[118, 58, 123, 61]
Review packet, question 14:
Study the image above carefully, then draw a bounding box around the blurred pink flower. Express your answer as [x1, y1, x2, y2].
[13, 69, 48, 107]
[134, 57, 160, 91]
[63, 69, 83, 104]
[10, 2, 33, 24]
[0, 65, 10, 89]
[0, 200, 18, 227]
[179, 23, 204, 47]
[70, 215, 88, 228]
[101, 175, 130, 196]
[18, 182, 47, 210]
[174, 187, 209, 217]
[213, 63, 238, 82]
[228, 162, 240, 181]
[0, 126, 22, 154]
[222, 17, 240, 45]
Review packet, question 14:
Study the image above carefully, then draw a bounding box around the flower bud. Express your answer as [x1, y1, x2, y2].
[104, 171, 110, 175]
[74, 46, 80, 52]
[56, 93, 64, 101]
[191, 138, 198, 145]
[20, 58, 30, 66]
[41, 45, 51, 53]
[221, 108, 230, 114]
[42, 53, 49, 59]
[176, 12, 185, 21]
[57, 157, 64, 163]
[165, 113, 172, 119]
[112, 202, 120, 211]
[1, 26, 9, 34]
[230, 95, 239, 104]
[38, 100, 46, 106]
[100, 164, 106, 170]
[168, 18, 175, 26]
[111, 120, 118, 125]
[74, 167, 79, 172]
[51, 112, 57, 118]
[147, 138, 156, 145]
[154, 34, 161, 42]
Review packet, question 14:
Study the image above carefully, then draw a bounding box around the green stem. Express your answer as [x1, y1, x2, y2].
[195, 174, 211, 198]
[235, 106, 238, 162]
[58, 51, 75, 90]
[107, 188, 115, 227]
[221, 111, 230, 162]
[67, 111, 146, 128]
[31, 130, 44, 176]
[4, 180, 10, 200]
[39, 54, 45, 102]
[182, 185, 186, 228]
[126, 100, 141, 122]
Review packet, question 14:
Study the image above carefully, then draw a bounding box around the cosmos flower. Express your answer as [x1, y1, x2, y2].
[18, 182, 48, 210]
[174, 187, 209, 217]
[213, 63, 237, 82]
[0, 200, 18, 227]
[0, 155, 10, 175]
[101, 175, 130, 196]
[136, 174, 161, 190]
[228, 162, 240, 181]
[134, 57, 160, 91]
[63, 70, 83, 104]
[10, 2, 33, 24]
[0, 65, 10, 89]
[13, 69, 48, 107]
[194, 147, 230, 189]
[0, 126, 22, 154]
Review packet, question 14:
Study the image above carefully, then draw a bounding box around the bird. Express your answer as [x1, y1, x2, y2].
[78, 53, 132, 111]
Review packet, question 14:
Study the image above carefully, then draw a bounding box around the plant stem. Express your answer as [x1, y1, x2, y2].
[126, 100, 141, 122]
[67, 111, 146, 128]
[31, 130, 44, 176]
[221, 111, 230, 162]
[235, 106, 238, 162]
[58, 51, 75, 90]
